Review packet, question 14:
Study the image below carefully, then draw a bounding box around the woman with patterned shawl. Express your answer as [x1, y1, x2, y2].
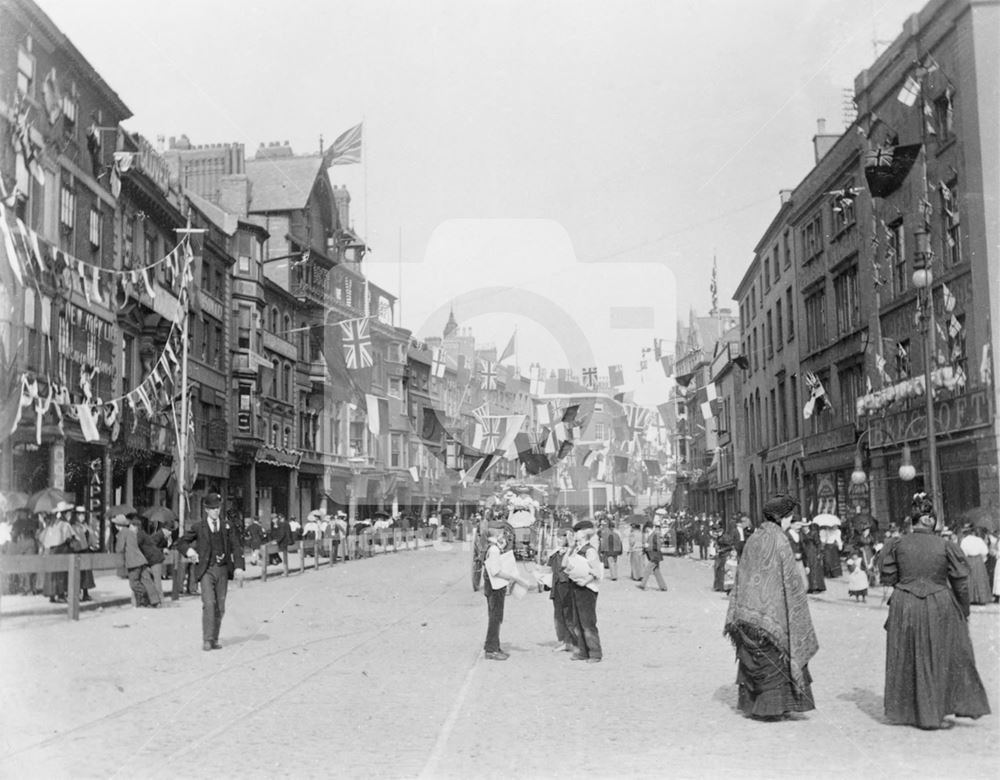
[724, 494, 818, 720]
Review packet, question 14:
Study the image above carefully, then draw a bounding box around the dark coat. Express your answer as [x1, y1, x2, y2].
[137, 528, 165, 566]
[178, 518, 245, 582]
[269, 521, 293, 549]
[246, 521, 266, 548]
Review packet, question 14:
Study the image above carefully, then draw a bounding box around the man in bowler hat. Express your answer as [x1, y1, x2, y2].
[178, 493, 244, 651]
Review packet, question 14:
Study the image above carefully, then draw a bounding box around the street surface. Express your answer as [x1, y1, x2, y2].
[0, 543, 997, 779]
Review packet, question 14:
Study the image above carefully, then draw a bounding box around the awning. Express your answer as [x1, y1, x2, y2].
[147, 464, 172, 489]
[255, 446, 301, 469]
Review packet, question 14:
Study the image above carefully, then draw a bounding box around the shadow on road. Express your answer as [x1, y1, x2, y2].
[713, 684, 738, 712]
[837, 687, 887, 723]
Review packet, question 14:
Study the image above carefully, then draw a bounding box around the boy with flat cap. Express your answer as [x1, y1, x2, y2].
[566, 519, 604, 663]
[481, 522, 531, 661]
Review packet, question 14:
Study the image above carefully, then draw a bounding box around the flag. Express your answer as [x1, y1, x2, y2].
[802, 371, 829, 419]
[430, 347, 446, 378]
[705, 382, 717, 403]
[421, 407, 446, 443]
[949, 315, 962, 339]
[582, 366, 598, 388]
[625, 404, 649, 433]
[923, 100, 937, 136]
[613, 455, 630, 474]
[608, 364, 624, 387]
[445, 438, 461, 469]
[472, 402, 490, 424]
[653, 339, 662, 361]
[657, 401, 672, 427]
[498, 331, 516, 363]
[473, 416, 506, 452]
[660, 356, 674, 377]
[875, 354, 892, 384]
[480, 360, 497, 390]
[897, 74, 921, 106]
[323, 122, 362, 167]
[341, 318, 373, 369]
[942, 283, 956, 313]
[408, 466, 420, 483]
[644, 459, 661, 477]
[365, 394, 389, 436]
[710, 257, 718, 311]
[561, 404, 579, 426]
[980, 343, 992, 385]
[497, 415, 526, 457]
[701, 401, 713, 421]
[864, 144, 921, 198]
[530, 375, 544, 396]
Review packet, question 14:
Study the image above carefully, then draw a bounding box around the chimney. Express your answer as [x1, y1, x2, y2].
[779, 189, 793, 205]
[812, 118, 840, 163]
[218, 175, 250, 218]
[333, 185, 351, 229]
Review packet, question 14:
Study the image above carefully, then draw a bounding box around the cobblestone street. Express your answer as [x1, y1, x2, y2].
[0, 544, 997, 779]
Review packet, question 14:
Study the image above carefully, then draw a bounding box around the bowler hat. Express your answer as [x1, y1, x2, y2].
[572, 519, 595, 532]
[203, 493, 222, 509]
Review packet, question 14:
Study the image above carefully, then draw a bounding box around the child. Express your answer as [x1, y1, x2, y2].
[846, 551, 868, 602]
[547, 529, 578, 652]
[723, 549, 738, 594]
[482, 523, 530, 661]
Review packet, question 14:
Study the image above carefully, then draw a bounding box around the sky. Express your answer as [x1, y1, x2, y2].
[38, 0, 927, 385]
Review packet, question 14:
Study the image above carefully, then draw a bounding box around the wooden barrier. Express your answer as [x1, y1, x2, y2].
[0, 552, 123, 621]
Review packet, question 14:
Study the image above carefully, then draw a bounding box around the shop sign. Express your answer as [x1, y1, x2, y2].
[870, 387, 993, 447]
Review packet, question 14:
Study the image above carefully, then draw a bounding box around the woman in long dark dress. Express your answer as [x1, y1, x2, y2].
[801, 522, 826, 593]
[724, 494, 818, 720]
[713, 527, 734, 592]
[880, 494, 991, 729]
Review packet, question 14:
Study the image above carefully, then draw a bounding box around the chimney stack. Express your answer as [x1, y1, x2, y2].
[812, 117, 840, 163]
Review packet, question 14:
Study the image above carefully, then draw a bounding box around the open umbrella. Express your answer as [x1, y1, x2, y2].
[26, 487, 73, 514]
[142, 506, 177, 525]
[0, 491, 29, 512]
[107, 503, 137, 518]
[959, 506, 999, 534]
[811, 513, 842, 527]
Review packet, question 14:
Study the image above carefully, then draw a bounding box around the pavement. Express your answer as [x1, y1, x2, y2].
[0, 543, 996, 779]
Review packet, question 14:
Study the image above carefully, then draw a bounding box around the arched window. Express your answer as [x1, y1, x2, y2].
[284, 362, 292, 401]
[271, 422, 279, 446]
[271, 360, 279, 397]
[270, 307, 279, 333]
[283, 314, 291, 337]
[283, 426, 291, 448]
[300, 321, 308, 359]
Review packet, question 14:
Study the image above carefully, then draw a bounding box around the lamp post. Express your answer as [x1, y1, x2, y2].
[347, 455, 367, 526]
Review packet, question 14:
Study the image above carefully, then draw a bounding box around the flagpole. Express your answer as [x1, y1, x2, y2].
[362, 113, 368, 242]
[398, 226, 402, 328]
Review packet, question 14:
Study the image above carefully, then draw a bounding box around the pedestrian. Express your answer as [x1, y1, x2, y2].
[70, 506, 99, 601]
[819, 522, 843, 578]
[177, 493, 245, 651]
[547, 528, 578, 653]
[138, 515, 167, 603]
[713, 524, 733, 592]
[801, 521, 826, 594]
[565, 519, 603, 663]
[959, 527, 992, 606]
[638, 517, 668, 591]
[785, 518, 809, 590]
[269, 513, 292, 571]
[244, 515, 265, 566]
[481, 522, 530, 661]
[602, 520, 623, 581]
[628, 523, 644, 581]
[723, 550, 738, 594]
[880, 493, 990, 729]
[5, 515, 39, 595]
[39, 503, 75, 603]
[733, 516, 751, 559]
[724, 493, 818, 721]
[845, 551, 868, 602]
[112, 512, 159, 608]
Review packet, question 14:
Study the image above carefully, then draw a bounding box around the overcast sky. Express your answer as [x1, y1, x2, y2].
[40, 0, 926, 385]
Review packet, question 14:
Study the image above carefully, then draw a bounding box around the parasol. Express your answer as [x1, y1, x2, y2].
[959, 506, 999, 534]
[811, 513, 842, 527]
[0, 491, 29, 512]
[26, 487, 73, 515]
[108, 503, 138, 518]
[142, 506, 176, 525]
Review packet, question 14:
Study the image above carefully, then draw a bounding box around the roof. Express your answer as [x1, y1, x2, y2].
[185, 190, 238, 236]
[246, 155, 325, 213]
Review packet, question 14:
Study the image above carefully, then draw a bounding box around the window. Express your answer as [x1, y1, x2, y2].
[802, 213, 823, 262]
[769, 389, 777, 447]
[389, 376, 403, 399]
[751, 328, 758, 372]
[940, 179, 961, 266]
[61, 85, 78, 132]
[832, 183, 857, 232]
[283, 314, 291, 338]
[89, 209, 101, 249]
[839, 364, 864, 425]
[215, 269, 224, 298]
[766, 310, 773, 359]
[270, 307, 278, 333]
[123, 214, 135, 267]
[887, 220, 906, 296]
[773, 244, 781, 281]
[809, 371, 832, 434]
[789, 375, 799, 438]
[215, 325, 223, 369]
[238, 255, 251, 274]
[805, 289, 826, 352]
[777, 378, 787, 442]
[933, 90, 955, 142]
[783, 230, 792, 268]
[786, 287, 795, 341]
[775, 299, 783, 349]
[391, 434, 402, 468]
[199, 317, 209, 362]
[59, 185, 75, 231]
[144, 233, 155, 266]
[17, 44, 34, 98]
[947, 314, 967, 379]
[284, 362, 292, 401]
[237, 305, 252, 349]
[271, 360, 279, 397]
[763, 258, 771, 291]
[834, 264, 860, 335]
[594, 422, 607, 440]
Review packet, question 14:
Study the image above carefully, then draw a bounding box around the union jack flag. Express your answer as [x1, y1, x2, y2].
[341, 318, 373, 369]
[472, 402, 490, 424]
[480, 360, 497, 390]
[323, 122, 362, 167]
[431, 347, 446, 378]
[582, 366, 597, 388]
[625, 404, 649, 434]
[474, 416, 505, 453]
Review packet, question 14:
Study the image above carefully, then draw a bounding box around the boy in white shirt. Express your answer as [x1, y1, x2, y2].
[482, 522, 530, 661]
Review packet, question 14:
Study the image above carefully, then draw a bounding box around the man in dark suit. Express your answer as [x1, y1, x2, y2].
[178, 493, 244, 651]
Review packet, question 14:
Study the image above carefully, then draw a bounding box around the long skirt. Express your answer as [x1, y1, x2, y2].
[822, 544, 842, 578]
[803, 546, 825, 593]
[629, 550, 644, 581]
[713, 554, 727, 591]
[732, 626, 815, 718]
[966, 555, 991, 605]
[884, 588, 991, 728]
